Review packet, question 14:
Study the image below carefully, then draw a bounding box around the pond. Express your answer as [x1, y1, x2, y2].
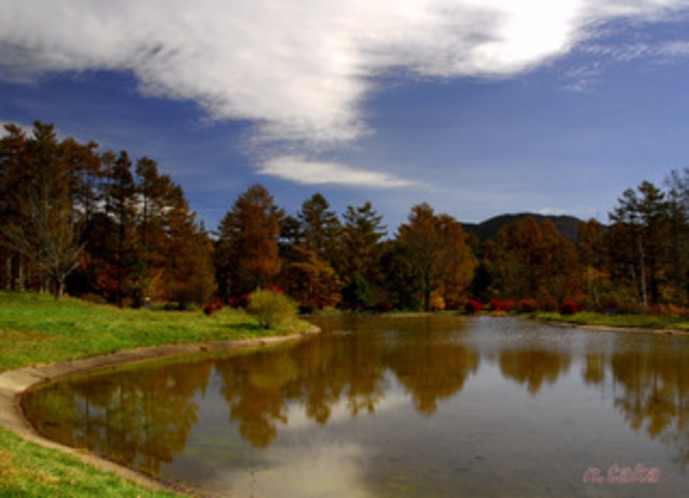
[21, 315, 689, 497]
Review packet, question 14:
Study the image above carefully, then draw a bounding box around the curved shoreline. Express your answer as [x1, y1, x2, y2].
[0, 325, 321, 495]
[534, 318, 689, 336]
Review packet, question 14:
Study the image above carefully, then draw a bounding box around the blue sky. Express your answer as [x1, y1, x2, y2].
[2, 1, 689, 233]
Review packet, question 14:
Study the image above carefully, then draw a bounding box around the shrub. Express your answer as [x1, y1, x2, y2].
[490, 299, 514, 313]
[228, 294, 250, 309]
[203, 298, 224, 317]
[465, 299, 483, 314]
[372, 301, 393, 313]
[560, 301, 578, 315]
[520, 299, 538, 313]
[247, 290, 298, 329]
[538, 295, 559, 312]
[203, 302, 216, 316]
[430, 295, 446, 311]
[341, 273, 371, 310]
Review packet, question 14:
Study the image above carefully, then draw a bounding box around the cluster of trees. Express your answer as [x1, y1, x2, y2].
[5, 121, 689, 313]
[0, 122, 214, 307]
[469, 173, 689, 313]
[213, 186, 477, 312]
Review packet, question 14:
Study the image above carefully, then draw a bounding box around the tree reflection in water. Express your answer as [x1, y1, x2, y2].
[20, 317, 689, 485]
[609, 338, 689, 470]
[23, 359, 213, 475]
[498, 350, 571, 395]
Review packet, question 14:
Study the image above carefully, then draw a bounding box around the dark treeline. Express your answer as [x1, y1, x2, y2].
[4, 121, 689, 313]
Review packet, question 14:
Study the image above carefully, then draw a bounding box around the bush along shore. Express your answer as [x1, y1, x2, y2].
[0, 291, 313, 497]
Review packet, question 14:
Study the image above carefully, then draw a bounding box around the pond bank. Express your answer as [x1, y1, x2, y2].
[528, 312, 689, 336]
[0, 325, 320, 496]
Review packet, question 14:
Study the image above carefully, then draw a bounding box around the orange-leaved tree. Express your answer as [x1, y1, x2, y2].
[215, 184, 284, 298]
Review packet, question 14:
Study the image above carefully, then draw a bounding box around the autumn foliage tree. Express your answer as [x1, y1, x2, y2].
[12, 121, 689, 315]
[492, 216, 579, 305]
[397, 203, 476, 311]
[215, 184, 284, 298]
[0, 122, 91, 298]
[1, 121, 215, 307]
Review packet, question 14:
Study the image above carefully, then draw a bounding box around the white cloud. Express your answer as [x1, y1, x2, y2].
[258, 156, 416, 188]
[1, 0, 688, 183]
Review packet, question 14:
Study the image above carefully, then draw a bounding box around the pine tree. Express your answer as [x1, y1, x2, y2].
[0, 122, 86, 298]
[102, 150, 139, 306]
[216, 184, 284, 297]
[339, 202, 386, 285]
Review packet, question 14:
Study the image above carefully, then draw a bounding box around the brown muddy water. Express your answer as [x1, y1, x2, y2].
[21, 315, 689, 497]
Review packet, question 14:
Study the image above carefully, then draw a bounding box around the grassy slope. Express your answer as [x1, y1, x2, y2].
[0, 292, 308, 372]
[0, 428, 178, 497]
[0, 291, 310, 497]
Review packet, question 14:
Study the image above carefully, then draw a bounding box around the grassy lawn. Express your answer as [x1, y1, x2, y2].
[0, 291, 309, 373]
[0, 428, 178, 497]
[0, 291, 311, 497]
[532, 310, 689, 332]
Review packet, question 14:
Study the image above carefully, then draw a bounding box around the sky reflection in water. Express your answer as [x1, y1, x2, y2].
[22, 316, 689, 497]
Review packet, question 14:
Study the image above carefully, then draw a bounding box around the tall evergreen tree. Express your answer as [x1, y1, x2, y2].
[297, 193, 341, 266]
[0, 122, 85, 298]
[0, 123, 31, 290]
[340, 202, 386, 285]
[215, 184, 284, 297]
[102, 150, 139, 306]
[609, 181, 669, 307]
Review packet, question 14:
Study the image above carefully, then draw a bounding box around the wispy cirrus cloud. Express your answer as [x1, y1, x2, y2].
[258, 156, 416, 188]
[1, 0, 689, 186]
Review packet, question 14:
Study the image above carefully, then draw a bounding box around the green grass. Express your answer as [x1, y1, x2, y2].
[0, 427, 179, 497]
[0, 291, 310, 373]
[532, 310, 689, 331]
[0, 291, 312, 496]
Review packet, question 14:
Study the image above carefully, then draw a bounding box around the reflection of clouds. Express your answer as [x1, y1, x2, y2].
[213, 441, 375, 498]
[284, 384, 408, 432]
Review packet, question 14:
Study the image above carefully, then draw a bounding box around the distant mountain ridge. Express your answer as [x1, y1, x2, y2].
[462, 213, 584, 243]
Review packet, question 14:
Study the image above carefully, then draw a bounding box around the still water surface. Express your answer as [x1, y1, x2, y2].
[22, 316, 689, 496]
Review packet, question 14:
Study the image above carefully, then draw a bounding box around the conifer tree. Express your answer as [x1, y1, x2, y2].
[340, 202, 386, 286]
[0, 122, 86, 298]
[101, 150, 140, 306]
[297, 193, 341, 266]
[216, 184, 284, 297]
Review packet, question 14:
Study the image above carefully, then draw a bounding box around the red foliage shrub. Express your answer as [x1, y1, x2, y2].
[520, 299, 538, 313]
[465, 299, 483, 313]
[228, 294, 250, 309]
[560, 301, 578, 315]
[489, 299, 514, 313]
[267, 285, 285, 294]
[203, 302, 217, 316]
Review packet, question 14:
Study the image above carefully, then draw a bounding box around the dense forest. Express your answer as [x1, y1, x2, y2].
[3, 121, 689, 314]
